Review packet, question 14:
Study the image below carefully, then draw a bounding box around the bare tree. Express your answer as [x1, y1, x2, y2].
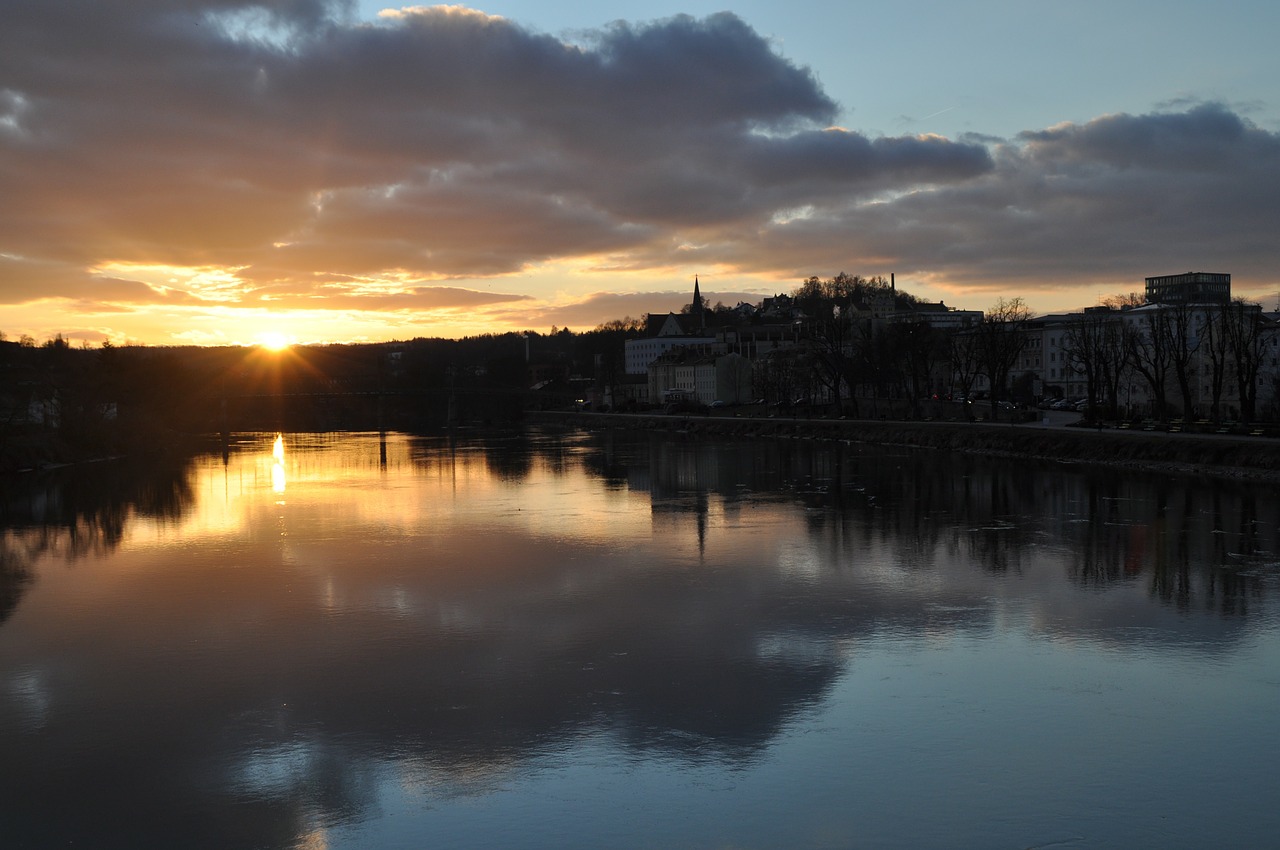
[1100, 292, 1146, 310]
[1223, 298, 1268, 421]
[804, 305, 854, 415]
[950, 329, 982, 405]
[1199, 306, 1232, 421]
[1125, 308, 1175, 419]
[1161, 301, 1202, 417]
[893, 319, 946, 416]
[1063, 307, 1129, 419]
[976, 297, 1030, 418]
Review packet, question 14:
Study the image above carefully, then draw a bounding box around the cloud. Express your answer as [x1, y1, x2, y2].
[0, 256, 206, 305]
[0, 3, 1277, 336]
[672, 102, 1280, 300]
[492, 288, 768, 330]
[1019, 102, 1261, 171]
[0, 3, 993, 313]
[257, 283, 532, 311]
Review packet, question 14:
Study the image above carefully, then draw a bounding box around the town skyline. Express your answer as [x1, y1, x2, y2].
[2, 2, 1278, 347]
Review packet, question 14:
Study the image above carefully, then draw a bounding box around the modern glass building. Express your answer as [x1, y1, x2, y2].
[1145, 271, 1231, 304]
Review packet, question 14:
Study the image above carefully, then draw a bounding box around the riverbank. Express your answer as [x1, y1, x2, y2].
[531, 410, 1280, 482]
[0, 422, 204, 474]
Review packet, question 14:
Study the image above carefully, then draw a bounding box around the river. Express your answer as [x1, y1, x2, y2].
[1, 429, 1277, 849]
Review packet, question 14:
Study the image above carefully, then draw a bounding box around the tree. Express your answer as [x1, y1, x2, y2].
[1100, 292, 1145, 310]
[1063, 307, 1130, 419]
[1063, 310, 1106, 419]
[850, 315, 901, 415]
[892, 319, 945, 415]
[788, 273, 901, 414]
[581, 317, 646, 402]
[1125, 308, 1174, 419]
[1161, 302, 1202, 417]
[1199, 306, 1233, 420]
[949, 329, 982, 405]
[805, 304, 855, 414]
[975, 297, 1030, 418]
[1223, 298, 1268, 422]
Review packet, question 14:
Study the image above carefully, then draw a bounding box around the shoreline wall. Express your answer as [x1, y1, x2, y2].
[530, 411, 1280, 482]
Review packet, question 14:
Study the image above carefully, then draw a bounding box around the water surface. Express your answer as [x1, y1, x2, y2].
[2, 430, 1277, 849]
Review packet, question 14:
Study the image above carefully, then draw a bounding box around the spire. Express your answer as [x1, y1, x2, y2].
[692, 275, 704, 329]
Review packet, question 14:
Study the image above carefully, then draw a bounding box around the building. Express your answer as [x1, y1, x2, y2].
[648, 350, 753, 406]
[1033, 312, 1087, 399]
[1145, 272, 1230, 305]
[902, 301, 984, 329]
[622, 278, 718, 375]
[623, 323, 718, 375]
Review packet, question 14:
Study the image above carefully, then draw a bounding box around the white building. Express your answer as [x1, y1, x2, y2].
[624, 331, 717, 375]
[649, 350, 753, 406]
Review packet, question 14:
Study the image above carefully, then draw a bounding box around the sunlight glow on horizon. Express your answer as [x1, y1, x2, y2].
[258, 332, 292, 351]
[8, 252, 1259, 350]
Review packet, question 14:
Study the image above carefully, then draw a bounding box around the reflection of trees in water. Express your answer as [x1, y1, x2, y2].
[408, 431, 600, 483]
[1050, 473, 1277, 614]
[0, 458, 197, 624]
[545, 431, 1277, 616]
[636, 437, 1049, 574]
[0, 547, 32, 623]
[478, 432, 538, 480]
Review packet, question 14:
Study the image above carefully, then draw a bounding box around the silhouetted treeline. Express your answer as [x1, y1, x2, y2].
[0, 328, 646, 467]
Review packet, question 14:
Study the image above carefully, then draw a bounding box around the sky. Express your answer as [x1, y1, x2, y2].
[2, 1, 1279, 347]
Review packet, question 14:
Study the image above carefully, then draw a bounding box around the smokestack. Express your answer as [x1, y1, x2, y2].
[891, 273, 895, 290]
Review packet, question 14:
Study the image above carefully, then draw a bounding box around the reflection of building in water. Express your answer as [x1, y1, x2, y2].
[583, 432, 1276, 624]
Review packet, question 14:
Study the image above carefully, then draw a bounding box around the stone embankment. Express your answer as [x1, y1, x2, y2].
[531, 411, 1280, 482]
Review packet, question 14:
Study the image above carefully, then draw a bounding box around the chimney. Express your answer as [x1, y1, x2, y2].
[891, 273, 895, 290]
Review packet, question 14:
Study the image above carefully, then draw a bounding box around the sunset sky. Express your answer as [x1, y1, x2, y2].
[2, 1, 1278, 347]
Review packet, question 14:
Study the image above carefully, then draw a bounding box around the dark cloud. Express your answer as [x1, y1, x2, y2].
[1019, 102, 1262, 171]
[0, 1, 995, 314]
[0, 3, 1275, 326]
[741, 128, 992, 188]
[677, 103, 1280, 299]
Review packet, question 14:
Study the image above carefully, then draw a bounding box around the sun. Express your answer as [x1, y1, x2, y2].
[258, 331, 291, 351]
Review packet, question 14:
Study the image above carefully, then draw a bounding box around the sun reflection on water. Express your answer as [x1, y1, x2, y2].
[271, 433, 286, 494]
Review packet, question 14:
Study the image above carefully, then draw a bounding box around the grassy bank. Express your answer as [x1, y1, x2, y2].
[532, 411, 1280, 481]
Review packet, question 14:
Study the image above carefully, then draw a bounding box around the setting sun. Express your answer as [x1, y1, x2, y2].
[258, 331, 291, 351]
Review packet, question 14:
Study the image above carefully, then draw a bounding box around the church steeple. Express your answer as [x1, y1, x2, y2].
[692, 275, 704, 329]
